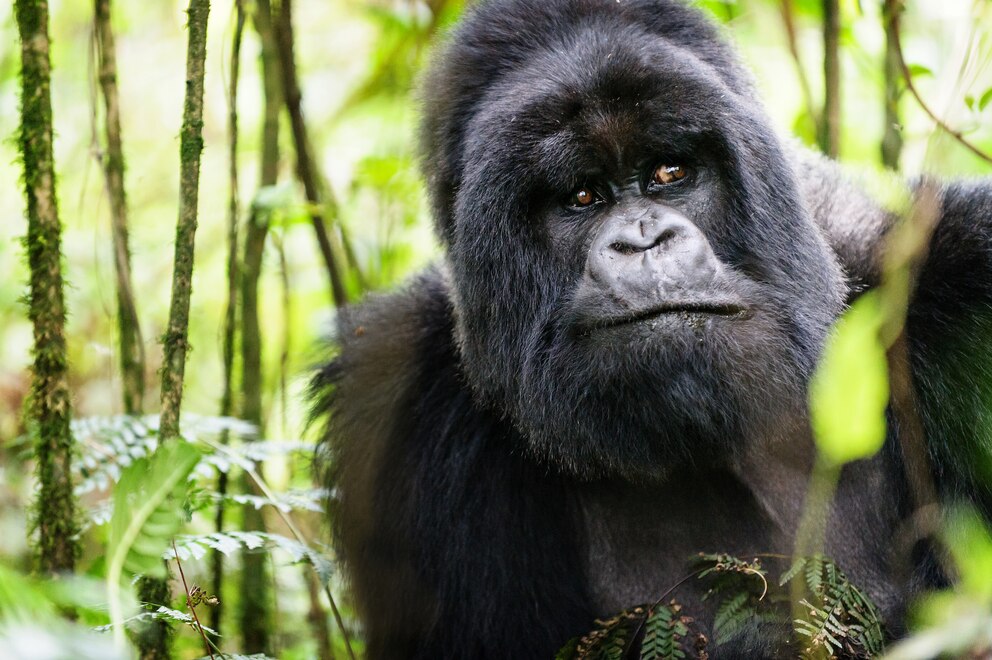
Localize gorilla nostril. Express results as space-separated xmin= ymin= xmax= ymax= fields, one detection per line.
xmin=653 ymin=228 xmax=677 ymax=248
xmin=610 ymin=241 xmax=640 ymax=255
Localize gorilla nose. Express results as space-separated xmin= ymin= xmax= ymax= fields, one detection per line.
xmin=608 ymin=216 xmax=688 ymax=256
xmin=586 ymin=210 xmax=722 ymax=299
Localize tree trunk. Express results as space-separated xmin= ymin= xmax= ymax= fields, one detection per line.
xmin=15 ymin=0 xmax=80 ymax=576
xmin=140 ymin=0 xmax=210 ymax=657
xmin=94 ymin=0 xmax=146 ymax=415
xmin=210 ymin=0 xmax=245 ymax=645
xmin=158 ymin=0 xmax=211 ymax=440
xmin=236 ymin=0 xmax=280 ymax=652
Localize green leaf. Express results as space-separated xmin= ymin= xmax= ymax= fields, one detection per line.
xmin=979 ymin=87 xmax=992 ymax=112
xmin=809 ymin=292 xmax=889 ymax=466
xmin=779 ymin=556 xmax=807 ymax=587
xmin=906 ymin=63 xmax=933 ymax=78
xmin=105 ymin=441 xmax=200 ymax=647
xmin=945 ymin=508 xmax=992 ymax=602
xmin=713 ymin=591 xmax=752 ymax=644
xmin=108 ymin=441 xmax=199 ymax=578
xmin=640 ymin=606 xmax=673 ymax=659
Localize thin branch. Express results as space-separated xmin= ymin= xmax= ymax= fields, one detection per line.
xmin=305 ymin=567 xmax=335 ymax=660
xmin=145 ymin=1 xmax=211 ymax=656
xmin=890 ymin=3 xmax=992 ymax=165
xmin=820 ymin=0 xmax=841 ymax=158
xmin=172 ymin=539 xmax=216 ymax=660
xmin=235 ymin=1 xmax=281 ymax=651
xmin=273 ymin=0 xmax=348 ymax=307
xmin=881 ymin=0 xmax=904 ymax=169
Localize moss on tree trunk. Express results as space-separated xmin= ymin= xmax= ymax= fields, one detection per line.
xmin=158 ymin=0 xmax=211 ymax=440
xmin=138 ymin=1 xmax=210 ymax=657
xmin=16 ymin=0 xmax=80 ymax=576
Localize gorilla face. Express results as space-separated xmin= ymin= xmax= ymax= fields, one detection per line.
xmin=432 ymin=5 xmax=846 ymax=479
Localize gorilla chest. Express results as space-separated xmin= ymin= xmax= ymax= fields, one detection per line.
xmin=576 ymin=462 xmax=912 ymax=626
xmin=578 ymin=472 xmax=784 ymax=615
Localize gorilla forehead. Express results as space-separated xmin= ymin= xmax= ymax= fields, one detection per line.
xmin=420 ymin=0 xmax=753 ymax=241
xmin=461 ymin=30 xmax=737 ymax=185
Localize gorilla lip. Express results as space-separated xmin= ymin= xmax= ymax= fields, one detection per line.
xmin=588 ymin=301 xmax=748 ymax=330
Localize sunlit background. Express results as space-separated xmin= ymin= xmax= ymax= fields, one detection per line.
xmin=0 ymin=0 xmax=990 ymax=655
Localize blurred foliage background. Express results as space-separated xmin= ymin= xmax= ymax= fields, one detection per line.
xmin=2 ymin=0 xmax=990 ymax=448
xmin=1 ymin=0 xmax=990 ymax=657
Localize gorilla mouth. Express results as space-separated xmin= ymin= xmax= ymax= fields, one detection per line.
xmin=589 ymin=301 xmax=748 ymax=330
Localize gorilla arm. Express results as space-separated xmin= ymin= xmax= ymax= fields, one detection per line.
xmin=907 ymin=181 xmax=992 ymax=513
xmin=312 ymin=269 xmax=594 ymax=659
xmin=795 ymin=151 xmax=992 ymax=514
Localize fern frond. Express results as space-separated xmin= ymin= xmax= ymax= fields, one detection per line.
xmin=168 ymin=531 xmax=334 ymax=585
xmin=712 ymin=591 xmax=755 ymax=645
xmin=207 ymin=488 xmax=329 ymax=513
xmin=73 ymin=414 xmax=256 ymax=495
xmin=780 ymin=556 xmax=807 ymax=587
xmin=804 ymin=554 xmax=825 ymax=594
xmin=96 ymin=606 xmax=219 ymax=638
xmin=791 ymin=557 xmax=885 ymax=658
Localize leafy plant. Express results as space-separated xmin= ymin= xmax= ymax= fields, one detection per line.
xmin=787 ymin=556 xmax=884 ymax=659
xmin=105 ymin=440 xmax=200 ymax=650
xmin=639 ymin=604 xmax=693 ymax=659
xmin=557 ymin=554 xmax=885 ymax=659
xmin=885 ymin=508 xmax=992 ymax=658
xmin=556 ymin=601 xmax=701 ymax=659
xmin=693 ymin=553 xmax=779 ymax=646
xmin=169 ymin=530 xmax=334 ymax=586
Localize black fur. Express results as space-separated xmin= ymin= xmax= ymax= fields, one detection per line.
xmin=312 ymin=1 xmax=992 ymax=657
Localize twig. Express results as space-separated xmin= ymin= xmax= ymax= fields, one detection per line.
xmin=273 ymin=0 xmax=348 ymax=307
xmin=172 ymin=539 xmax=216 ymax=660
xmin=881 ymin=0 xmax=904 ymax=169
xmin=821 ymin=0 xmax=841 ymax=157
xmin=891 ymin=4 xmax=992 ymax=165
xmin=628 ymin=568 xmax=709 ymax=645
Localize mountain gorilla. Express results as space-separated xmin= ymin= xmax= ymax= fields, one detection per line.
xmin=313 ymin=0 xmax=992 ymax=656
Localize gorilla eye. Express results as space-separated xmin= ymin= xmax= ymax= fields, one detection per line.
xmin=569 ymin=187 xmax=599 ymax=209
xmin=653 ymin=164 xmax=688 ymax=185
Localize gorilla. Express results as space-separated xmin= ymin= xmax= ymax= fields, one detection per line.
xmin=312 ymin=0 xmax=992 ymax=656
